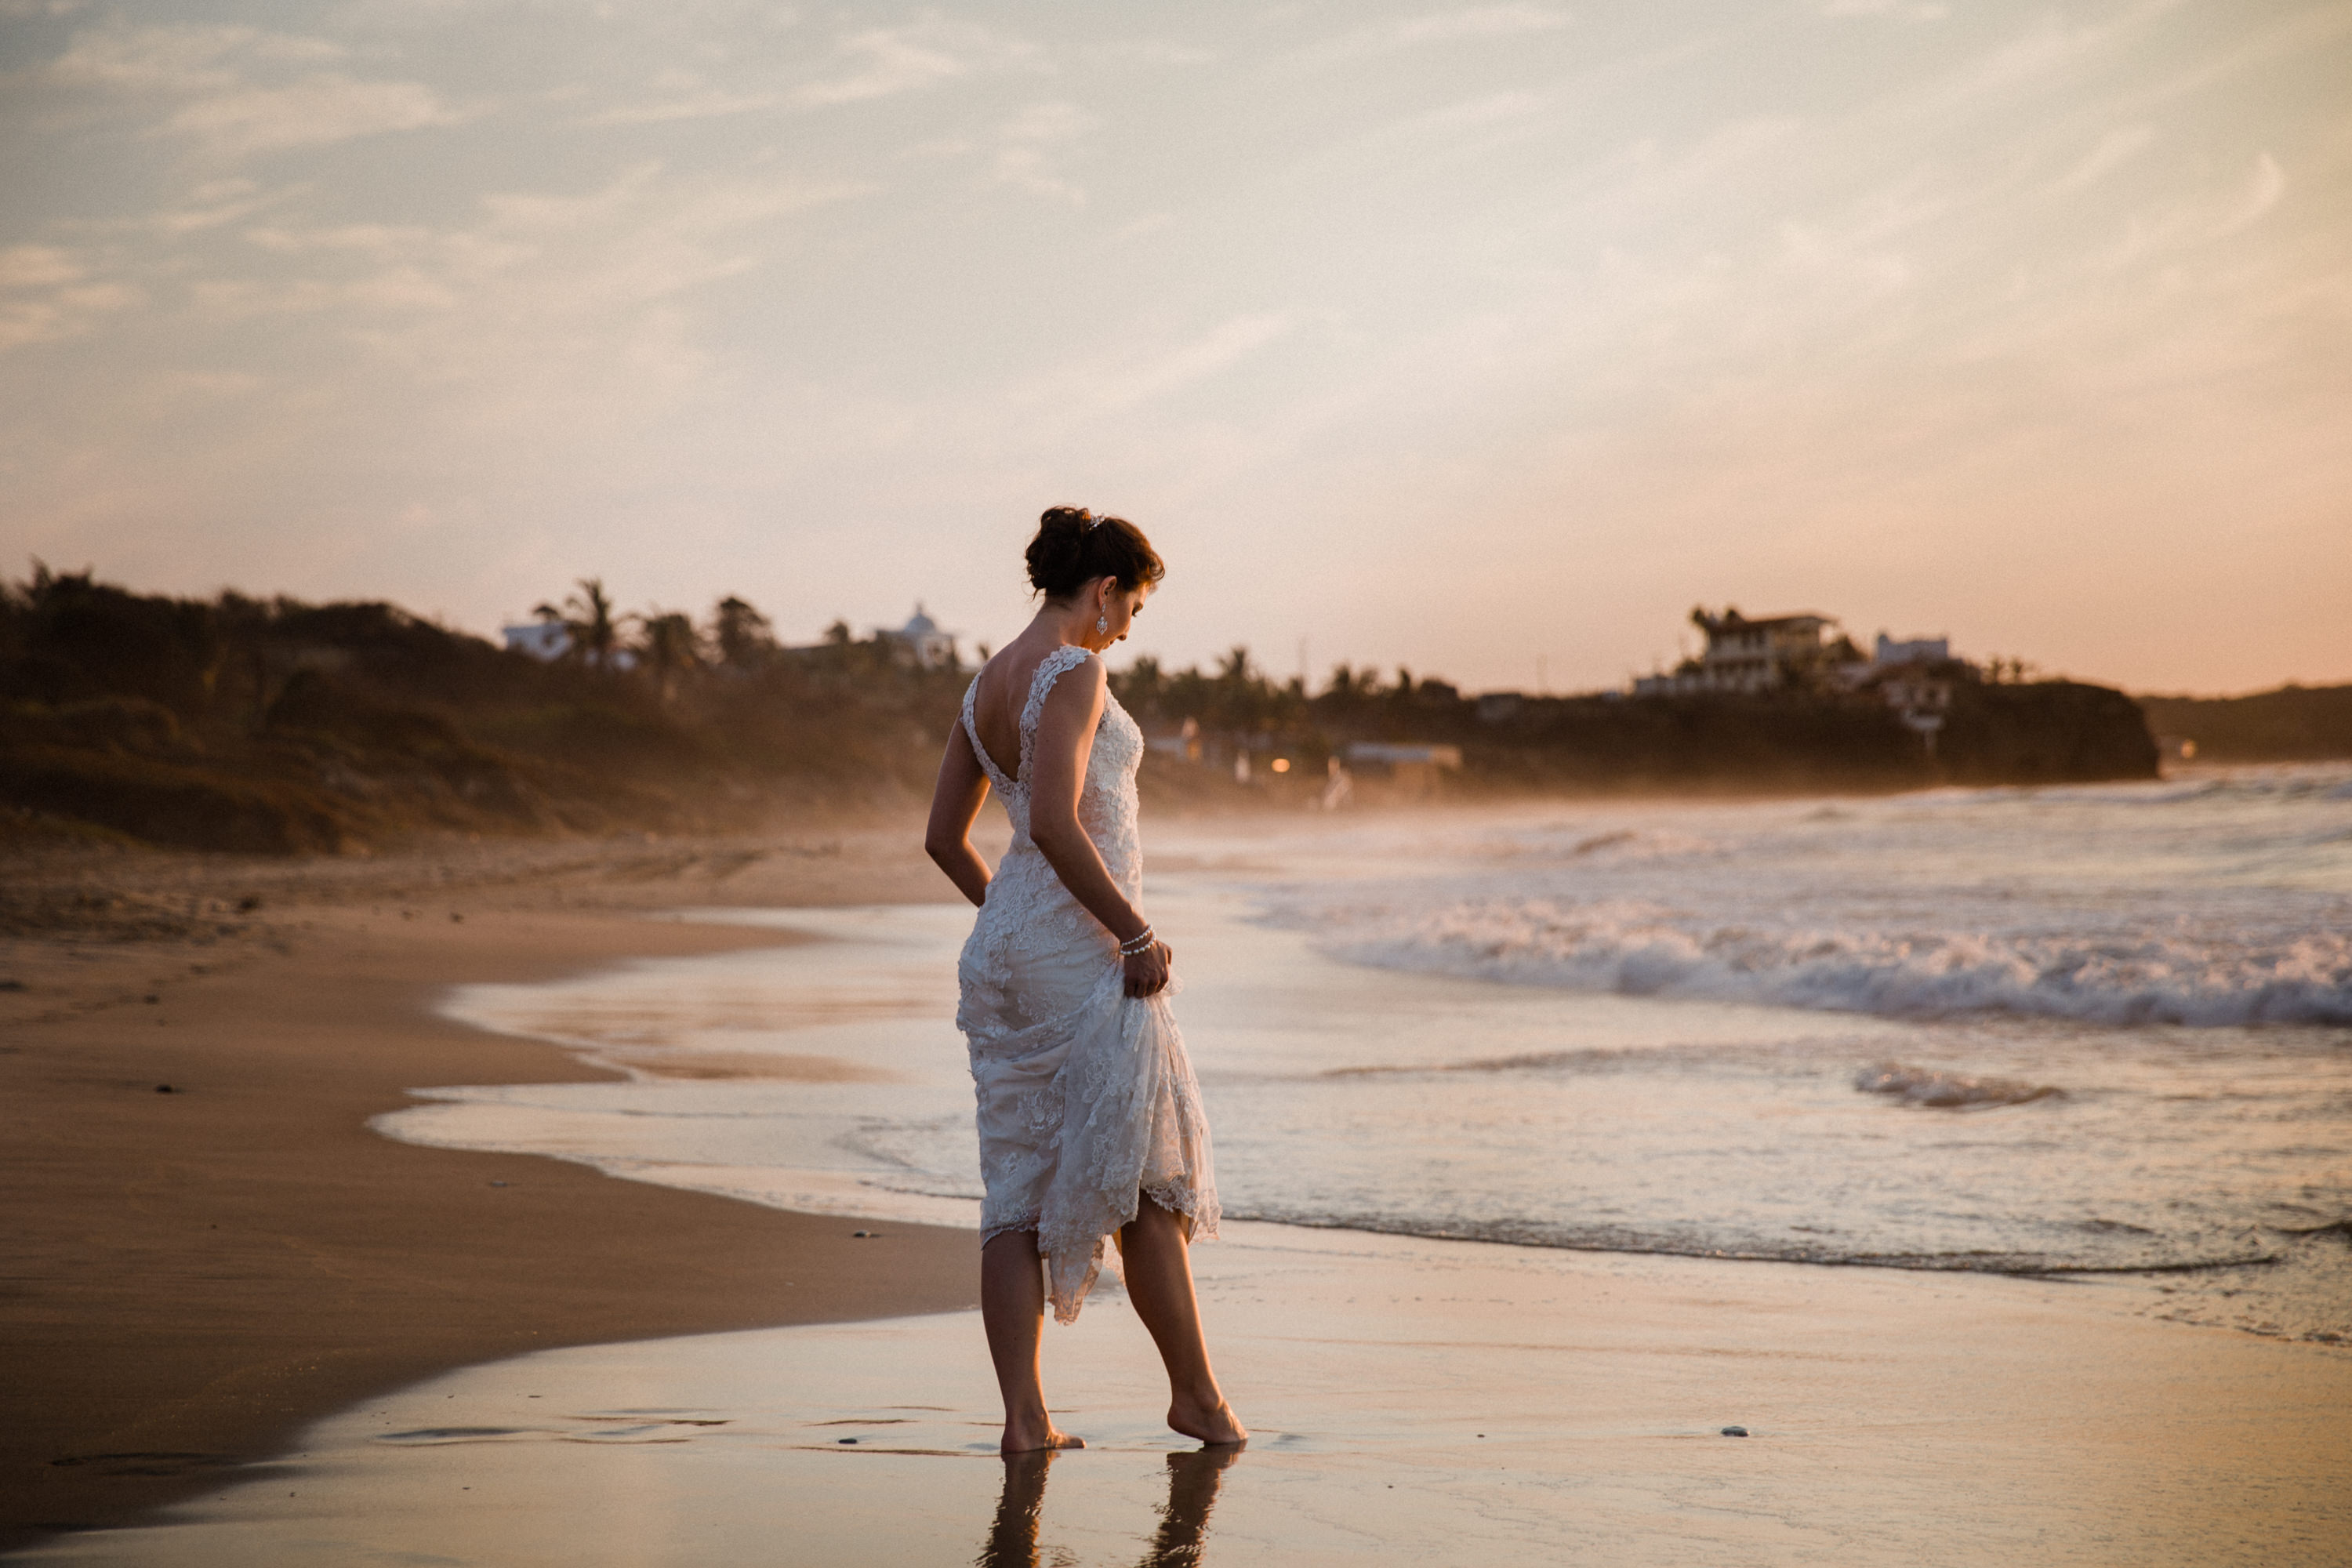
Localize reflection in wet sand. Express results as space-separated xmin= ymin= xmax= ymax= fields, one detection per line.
xmin=978 ymin=1446 xmax=1240 ymax=1568
xmin=1141 ymin=1448 xmax=1240 ymax=1567
xmin=977 ymin=1450 xmax=1051 ymax=1568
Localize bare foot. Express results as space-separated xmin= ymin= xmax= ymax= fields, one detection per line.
xmin=1000 ymin=1421 xmax=1086 ymax=1456
xmin=1167 ymin=1395 xmax=1247 ymax=1446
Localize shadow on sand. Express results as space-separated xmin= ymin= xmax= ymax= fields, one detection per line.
xmin=978 ymin=1446 xmax=1241 ymax=1567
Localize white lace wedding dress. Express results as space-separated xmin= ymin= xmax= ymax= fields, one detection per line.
xmin=956 ymin=644 xmax=1220 ymax=1323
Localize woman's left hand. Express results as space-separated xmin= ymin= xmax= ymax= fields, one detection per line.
xmin=1122 ymin=940 xmax=1172 ymax=998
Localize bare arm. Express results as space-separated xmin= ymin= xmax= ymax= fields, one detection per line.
xmin=1027 ymin=658 xmax=1171 ymax=996
xmin=924 ymin=720 xmax=993 ymax=908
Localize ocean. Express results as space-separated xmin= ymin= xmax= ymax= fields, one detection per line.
xmin=387 ymin=764 xmax=2352 ymax=1345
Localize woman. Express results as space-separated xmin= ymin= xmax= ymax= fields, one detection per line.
xmin=925 ymin=506 xmax=1246 ymax=1456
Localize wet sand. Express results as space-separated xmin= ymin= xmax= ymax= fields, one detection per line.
xmin=13 ymin=1225 xmax=2351 ymax=1565
xmin=0 ymin=830 xmax=985 ymax=1554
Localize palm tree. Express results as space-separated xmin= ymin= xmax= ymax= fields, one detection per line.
xmin=637 ymin=609 xmax=701 ymax=706
xmin=710 ymin=595 xmax=775 ymax=669
xmin=534 ymin=577 xmax=621 ymax=670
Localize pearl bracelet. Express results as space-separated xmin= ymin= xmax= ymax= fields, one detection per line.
xmin=1117 ymin=925 xmax=1156 ymax=956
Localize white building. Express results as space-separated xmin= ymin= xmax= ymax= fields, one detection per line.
xmin=1632 ymin=608 xmax=1849 ymax=696
xmin=880 ymin=604 xmax=957 ymax=668
xmin=503 ymin=621 xmax=571 ymax=661
xmin=1871 ymin=633 xmax=1950 ymax=669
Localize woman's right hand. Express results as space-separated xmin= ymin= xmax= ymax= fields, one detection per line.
xmin=1122 ymin=940 xmax=1172 ymax=998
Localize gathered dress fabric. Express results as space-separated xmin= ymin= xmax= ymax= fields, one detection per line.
xmin=956 ymin=644 xmax=1220 ymax=1324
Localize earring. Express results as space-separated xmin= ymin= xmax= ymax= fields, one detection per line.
xmin=1096 ymin=612 xmax=1109 ymax=636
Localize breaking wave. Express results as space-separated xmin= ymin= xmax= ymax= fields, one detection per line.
xmin=1305 ymin=898 xmax=2352 ymax=1027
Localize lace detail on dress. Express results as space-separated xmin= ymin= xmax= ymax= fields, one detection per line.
xmin=954 ymin=643 xmax=1217 ymax=1323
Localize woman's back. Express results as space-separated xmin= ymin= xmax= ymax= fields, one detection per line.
xmin=967 ymin=635 xmax=1070 ymax=786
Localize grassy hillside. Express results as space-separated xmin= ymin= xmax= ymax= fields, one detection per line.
xmin=0 ymin=570 xmax=967 ymax=853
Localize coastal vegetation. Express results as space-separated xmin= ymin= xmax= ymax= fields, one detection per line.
xmin=0 ymin=567 xmax=971 ymax=852
xmin=2 ymin=567 xmax=2173 ymax=855
xmin=2137 ymin=684 xmax=2352 ymax=763
xmin=1112 ymin=653 xmax=2156 ymax=797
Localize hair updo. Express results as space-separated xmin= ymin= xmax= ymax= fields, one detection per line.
xmin=1025 ymin=506 xmax=1166 ymax=600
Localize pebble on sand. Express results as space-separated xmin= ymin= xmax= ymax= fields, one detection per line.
xmin=1721 ymin=1426 xmax=1749 ymax=1437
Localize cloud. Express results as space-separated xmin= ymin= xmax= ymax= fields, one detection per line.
xmin=2210 ymin=151 xmax=2284 ymax=238
xmin=2084 ymin=151 xmax=2289 ymax=271
xmin=0 ymin=245 xmax=85 ymax=290
xmin=45 ymin=22 xmax=340 ymax=93
xmin=586 ymin=69 xmax=782 ymax=126
xmin=1391 ymin=5 xmax=1573 ymax=44
xmin=1102 ymin=314 xmax=1296 ymax=410
xmin=1810 ymin=0 xmax=1949 ymax=20
xmin=1913 ymin=2 xmax=2170 ymax=112
xmin=209 ymin=163 xmax=865 ymax=355
xmin=0 ymin=244 xmax=142 ymax=351
xmin=165 ymin=74 xmax=463 ymax=156
xmin=2046 ymin=125 xmax=2155 ymax=194
xmin=1083 ymin=38 xmax=1215 ymax=67
xmin=993 ymin=101 xmax=1091 ymax=203
xmin=40 ymin=21 xmax=466 ymax=158
xmin=789 ymin=16 xmax=1035 ymax=108
xmin=1292 ymin=5 xmax=1570 ymax=69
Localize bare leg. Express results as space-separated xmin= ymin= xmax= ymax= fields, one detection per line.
xmin=1119 ymin=1199 xmax=1247 ymax=1446
xmin=981 ymin=1230 xmax=1085 ymax=1454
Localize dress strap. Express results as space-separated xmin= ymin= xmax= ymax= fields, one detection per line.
xmin=960 ymin=674 xmax=1014 ymax=793
xmin=1017 ymin=645 xmax=1096 ymax=789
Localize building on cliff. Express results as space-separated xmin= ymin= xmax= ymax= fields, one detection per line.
xmin=1871 ymin=633 xmax=1949 ymax=669
xmin=502 ymin=620 xmax=571 ymax=661
xmin=878 ymin=604 xmax=957 ymax=668
xmin=1631 ymin=607 xmax=1863 ymax=696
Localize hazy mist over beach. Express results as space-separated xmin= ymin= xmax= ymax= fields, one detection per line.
xmin=3 ymin=0 xmax=2347 ymax=695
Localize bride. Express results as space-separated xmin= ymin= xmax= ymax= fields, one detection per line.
xmin=925 ymin=506 xmax=1247 ymax=1456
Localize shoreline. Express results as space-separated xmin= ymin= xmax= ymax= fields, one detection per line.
xmin=0 ymin=832 xmax=985 ymax=1555
xmin=5 ymin=810 xmax=2347 ymax=1559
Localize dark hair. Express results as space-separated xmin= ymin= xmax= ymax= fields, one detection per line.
xmin=1025 ymin=506 xmax=1166 ymax=600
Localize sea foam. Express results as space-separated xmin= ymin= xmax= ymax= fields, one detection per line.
xmin=1305 ymin=897 xmax=2352 ymax=1026
xmin=1275 ymin=768 xmax=2352 ymax=1028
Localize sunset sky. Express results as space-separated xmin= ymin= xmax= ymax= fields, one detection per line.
xmin=2 ymin=0 xmax=2345 ymax=695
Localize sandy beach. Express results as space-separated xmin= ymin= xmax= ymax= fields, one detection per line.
xmin=4 ymin=805 xmax=2348 ymax=1564
xmin=0 ymin=827 xmax=986 ymax=1553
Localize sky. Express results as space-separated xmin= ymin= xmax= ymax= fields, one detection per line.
xmin=2 ymin=0 xmax=2346 ymax=697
